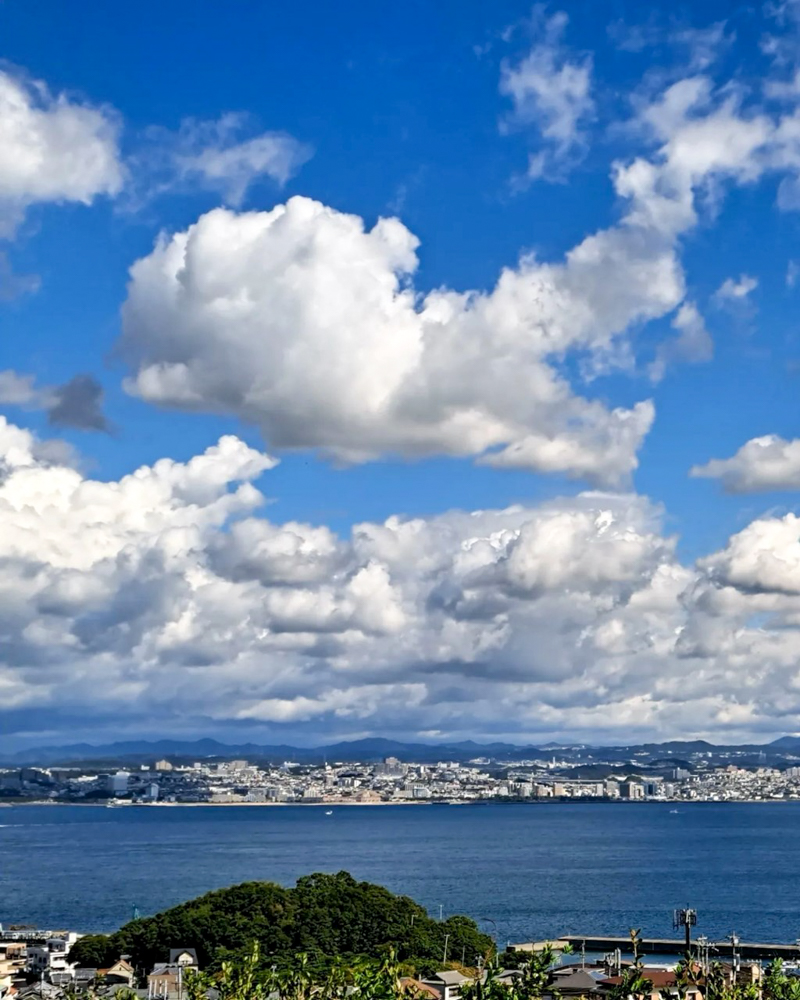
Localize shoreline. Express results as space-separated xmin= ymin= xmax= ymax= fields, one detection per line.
xmin=3 ymin=797 xmax=799 ymax=808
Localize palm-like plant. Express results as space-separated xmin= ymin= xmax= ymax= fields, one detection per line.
xmin=348 ymin=948 xmax=406 ymax=1000
xmin=274 ymin=952 xmax=316 ymax=1000
xmin=459 ymin=955 xmax=511 ymax=1000
xmin=606 ymin=968 xmax=653 ymax=1000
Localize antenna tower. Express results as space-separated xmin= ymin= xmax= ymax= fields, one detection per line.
xmin=673 ymin=908 xmax=698 ymax=955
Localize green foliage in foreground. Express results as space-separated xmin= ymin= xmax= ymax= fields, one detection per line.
xmin=59 ymin=928 xmax=800 ymax=1000
xmin=183 ymin=943 xmax=416 ymax=1000
xmin=50 ymin=946 xmax=563 ymax=1000
xmin=68 ymin=872 xmax=493 ymax=976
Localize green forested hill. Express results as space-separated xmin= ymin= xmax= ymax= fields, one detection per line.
xmin=68 ymin=872 xmax=493 ymax=975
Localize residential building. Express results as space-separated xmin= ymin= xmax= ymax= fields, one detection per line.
xmin=420 ymin=970 xmax=471 ymax=1000
xmin=599 ymin=969 xmax=702 ymax=1000
xmin=148 ymin=949 xmax=199 ymax=1000
xmin=97 ymin=959 xmax=135 ymax=986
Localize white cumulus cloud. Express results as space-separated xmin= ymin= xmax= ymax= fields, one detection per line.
xmin=691 ymin=434 xmax=800 ymax=492
xmin=3 ymin=418 xmax=800 ymax=744
xmin=0 ymin=418 xmax=684 ymax=743
xmin=119 ymin=195 xmax=675 ymax=486
xmin=0 ymin=69 xmax=123 ymax=236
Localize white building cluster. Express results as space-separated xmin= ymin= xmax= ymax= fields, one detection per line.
xmin=8 ymin=754 xmax=800 ymax=806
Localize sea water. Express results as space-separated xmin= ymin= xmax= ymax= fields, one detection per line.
xmin=2 ymin=801 xmax=798 ymax=947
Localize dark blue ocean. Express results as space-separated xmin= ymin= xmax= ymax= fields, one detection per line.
xmin=2 ymin=802 xmax=799 ymax=946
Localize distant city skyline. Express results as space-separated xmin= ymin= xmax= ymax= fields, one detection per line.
xmin=2 ymin=0 xmax=800 ymax=749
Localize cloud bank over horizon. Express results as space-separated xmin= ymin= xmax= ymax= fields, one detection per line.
xmin=2 ymin=414 xmax=800 ymax=750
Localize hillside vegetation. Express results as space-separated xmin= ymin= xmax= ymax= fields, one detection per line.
xmin=68 ymin=872 xmax=493 ymax=975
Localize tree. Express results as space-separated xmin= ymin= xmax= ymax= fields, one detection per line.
xmin=68 ymin=873 xmax=492 ymax=977
xmin=762 ymin=960 xmax=800 ymax=1000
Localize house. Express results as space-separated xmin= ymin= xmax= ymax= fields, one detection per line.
xmin=168 ymin=951 xmax=198 ymax=969
xmin=0 ymin=942 xmax=27 ymax=996
xmin=598 ymin=969 xmax=703 ymax=1000
xmin=148 ymin=950 xmax=200 ymax=1000
xmin=26 ymin=934 xmax=80 ymax=979
xmin=13 ymin=984 xmax=63 ymax=1000
xmin=419 ymin=970 xmax=472 ymax=1000
xmin=549 ymin=967 xmax=605 ymax=997
xmin=73 ymin=968 xmax=99 ymax=987
xmin=98 ymin=960 xmax=135 ymax=987
xmin=494 ymin=971 xmax=522 ymax=986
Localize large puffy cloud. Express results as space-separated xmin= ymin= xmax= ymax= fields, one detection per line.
xmin=4 ymin=416 xmax=800 ymax=746
xmin=675 ymin=513 xmax=800 ymax=731
xmin=0 ymin=418 xmax=676 ymax=740
xmin=0 ymin=69 xmax=123 ymax=235
xmin=691 ymin=435 xmax=800 ymax=492
xmin=699 ymin=514 xmax=800 ymax=597
xmin=119 ymin=195 xmax=674 ymax=486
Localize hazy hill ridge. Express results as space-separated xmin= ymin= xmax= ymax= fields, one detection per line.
xmin=3 ymin=735 xmax=797 ymax=767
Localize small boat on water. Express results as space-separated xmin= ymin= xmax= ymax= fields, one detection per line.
xmin=324 ymin=810 xmax=333 ymax=816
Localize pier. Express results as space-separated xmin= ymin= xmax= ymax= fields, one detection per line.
xmin=512 ymin=936 xmax=800 ymax=962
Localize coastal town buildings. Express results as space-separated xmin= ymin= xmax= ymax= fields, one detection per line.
xmin=0 ymin=924 xmax=779 ymax=1000
xmin=6 ymin=753 xmax=800 ymax=806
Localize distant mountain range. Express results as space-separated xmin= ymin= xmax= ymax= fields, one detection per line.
xmin=3 ymin=734 xmax=800 ymax=767
xmin=1 ymin=737 xmax=542 ymax=767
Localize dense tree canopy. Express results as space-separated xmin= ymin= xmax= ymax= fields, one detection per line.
xmin=68 ymin=872 xmax=493 ymax=976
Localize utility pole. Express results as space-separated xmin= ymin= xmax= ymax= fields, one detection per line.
xmin=443 ymin=933 xmax=450 ymax=966
xmin=730 ymin=933 xmax=740 ymax=977
xmin=696 ymin=936 xmax=710 ymax=976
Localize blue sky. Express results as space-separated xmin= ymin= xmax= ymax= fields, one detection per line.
xmin=2 ymin=0 xmax=800 ymax=749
